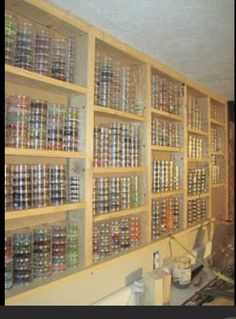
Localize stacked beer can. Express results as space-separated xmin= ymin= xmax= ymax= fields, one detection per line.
xmin=29 ymin=99 xmax=47 ymax=149
xmin=152 ymin=160 xmax=180 ymax=193
xmin=152 ymin=119 xmax=180 ymax=147
xmin=188 ymin=135 xmax=203 ymax=158
xmin=152 ymin=197 xmax=180 ymax=240
xmin=94 ymin=51 xmax=145 ymax=115
xmin=94 ymin=123 xmax=140 ymax=167
xmin=5 ymin=13 xmax=17 ymax=65
xmin=93 ymin=176 xmax=141 ymax=215
xmin=5 ymin=164 xmax=81 ymax=212
xmin=5 ymin=221 xmax=81 ymax=290
xmin=33 ymin=225 xmax=52 ymax=278
xmin=93 ymin=215 xmax=141 ymax=262
xmin=15 ymin=20 xmax=34 ymax=71
xmin=34 ymin=29 xmax=51 ymax=76
xmin=5 ymin=13 xmax=76 ymax=82
xmin=5 ymin=95 xmax=30 ymax=149
xmin=13 ymin=229 xmax=33 ymax=285
xmin=188 ymin=168 xmax=208 ymax=196
xmin=211 ymin=155 xmax=221 ymax=184
xmin=187 ymin=198 xmax=207 ymax=226
xmin=151 ymin=74 xmax=183 ymax=115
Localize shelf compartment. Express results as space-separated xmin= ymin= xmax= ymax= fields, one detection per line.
xmin=5 ymin=203 xmax=86 ymax=220
xmin=187 ymin=193 xmax=209 ymax=200
xmin=94 ymin=206 xmax=147 ymax=222
xmin=211 ymin=119 xmax=226 ymax=127
xmin=187 ymin=128 xmax=208 ymax=136
xmin=5 ymin=64 xmax=87 ymax=96
xmin=211 ymin=185 xmax=226 ymax=219
xmin=151 ymin=190 xmax=183 ymax=199
xmin=94 ymin=105 xmax=146 ymax=122
xmin=211 ymin=183 xmax=225 ymax=188
xmin=151 ymin=108 xmax=182 ymax=122
xmin=152 ymin=145 xmax=184 ymax=152
xmin=6 ymin=0 xmax=89 ymax=36
xmin=93 ymin=167 xmax=146 ymax=174
xmin=5 ymin=148 xmax=86 ymax=159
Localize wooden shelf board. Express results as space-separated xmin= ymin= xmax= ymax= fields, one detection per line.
xmin=211 ymin=119 xmax=226 ymax=127
xmin=5 ymin=64 xmax=86 ymax=96
xmin=151 ymin=108 xmax=183 ymax=121
xmin=152 ymin=145 xmax=184 ymax=152
xmin=5 ymin=203 xmax=86 ymax=220
xmin=187 ymin=128 xmax=208 ymax=136
xmin=211 ymin=183 xmax=225 ymax=188
xmin=187 ymin=158 xmax=209 ymax=162
xmin=210 ymin=151 xmax=225 ymax=156
xmin=94 ymin=105 xmax=146 ymax=122
xmin=187 ymin=193 xmax=209 ymax=200
xmin=151 ymin=190 xmax=183 ymax=199
xmin=94 ymin=206 xmax=147 ymax=222
xmin=93 ymin=167 xmax=146 ymax=174
xmin=5 ymin=148 xmax=86 ymax=159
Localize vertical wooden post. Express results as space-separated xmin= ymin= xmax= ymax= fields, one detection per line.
xmin=84 ymin=33 xmax=95 ymax=265
xmin=183 ymin=84 xmax=188 ymax=229
xmin=207 ymin=97 xmax=212 ymax=220
xmin=144 ymin=64 xmax=152 ymax=243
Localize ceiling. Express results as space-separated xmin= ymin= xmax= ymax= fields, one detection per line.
xmin=49 ymin=0 xmax=234 ymax=101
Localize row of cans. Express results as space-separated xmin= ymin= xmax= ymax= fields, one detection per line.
xmin=211 ymin=127 xmax=223 ymax=153
xmin=152 ymin=198 xmax=180 ymax=240
xmin=187 ymin=168 xmax=208 ymax=196
xmin=5 ymin=95 xmax=81 ymax=151
xmin=94 ymin=52 xmax=145 ymax=115
xmin=93 ymin=176 xmax=141 ymax=215
xmin=187 ymin=198 xmax=207 ymax=226
xmin=5 ymin=221 xmax=80 ymax=289
xmin=94 ymin=123 xmax=140 ymax=167
xmin=151 ymin=74 xmax=183 ymax=115
xmin=5 ymin=164 xmax=80 ymax=211
xmin=211 ymin=103 xmax=225 ymax=123
xmin=211 ymin=155 xmax=222 ymax=184
xmin=187 ymin=96 xmax=207 ymax=132
xmin=5 ymin=13 xmax=75 ymax=82
xmin=93 ymin=215 xmax=141 ymax=262
xmin=151 ymin=119 xmax=181 ymax=147
xmin=188 ymin=134 xmax=204 ymax=159
xmin=152 ymin=160 xmax=180 ymax=193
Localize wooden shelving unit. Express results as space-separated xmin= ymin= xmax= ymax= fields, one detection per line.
xmin=5 ymin=0 xmax=228 ymax=305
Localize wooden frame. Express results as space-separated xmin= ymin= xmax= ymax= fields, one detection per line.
xmin=5 ymin=0 xmax=228 ymax=305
